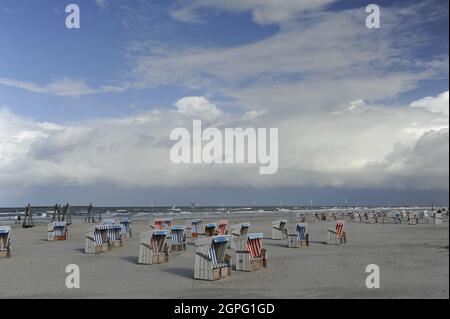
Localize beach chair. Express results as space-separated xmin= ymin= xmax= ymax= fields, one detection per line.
xmin=296 ymin=213 xmax=305 ymax=223
xmin=194 ymin=235 xmax=231 ymax=281
xmin=369 ymin=213 xmax=377 ymax=224
xmin=170 ymin=225 xmax=186 ymax=252
xmin=138 ymin=230 xmax=169 ymax=265
xmin=119 ymin=218 xmax=132 ymax=238
xmin=434 ymin=212 xmax=443 ymax=225
xmin=163 ymin=218 xmax=173 ymax=230
xmin=320 ymin=213 xmax=326 ymax=221
xmin=85 ymin=224 xmax=110 ymax=254
xmin=107 ymin=224 xmax=123 ymax=248
xmin=186 ymin=219 xmax=202 ymax=238
xmin=288 ymin=223 xmax=309 ymax=248
xmin=327 ymin=221 xmax=347 ymax=245
xmin=230 ymin=222 xmax=251 ymax=250
xmin=271 ymin=219 xmax=287 ymax=240
xmin=204 ymin=223 xmax=217 ymax=237
xmin=408 ymin=213 xmax=418 ymax=225
xmin=152 ymin=218 xmax=165 ymax=230
xmin=234 ymin=233 xmax=267 ymax=272
xmin=47 ymin=221 xmax=68 ymax=241
xmin=354 ymin=212 xmax=361 ymax=223
xmin=215 ymin=219 xmax=228 ymax=235
xmin=0 ymin=226 xmax=11 ymax=258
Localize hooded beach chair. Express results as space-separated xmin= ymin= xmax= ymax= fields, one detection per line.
xmin=288 ymin=223 xmax=309 ymax=248
xmin=230 ymin=222 xmax=251 ymax=250
xmin=354 ymin=212 xmax=361 ymax=223
xmin=170 ymin=225 xmax=186 ymax=251
xmin=120 ymin=218 xmax=132 ymax=238
xmin=47 ymin=221 xmax=68 ymax=241
xmin=204 ymin=223 xmax=217 ymax=237
xmin=0 ymin=226 xmax=11 ymax=258
xmin=408 ymin=213 xmax=418 ymax=225
xmin=369 ymin=213 xmax=377 ymax=224
xmin=186 ymin=219 xmax=202 ymax=238
xmin=215 ymin=219 xmax=228 ymax=235
xmin=194 ymin=235 xmax=231 ymax=281
xmin=271 ymin=219 xmax=287 ymax=240
xmin=327 ymin=221 xmax=347 ymax=245
xmin=434 ymin=212 xmax=443 ymax=225
xmin=234 ymin=233 xmax=267 ymax=272
xmin=107 ymin=224 xmax=123 ymax=248
xmin=85 ymin=224 xmax=110 ymax=254
xmin=138 ymin=229 xmax=169 ymax=265
xmin=152 ymin=218 xmax=165 ymax=230
xmin=163 ymin=218 xmax=173 ymax=230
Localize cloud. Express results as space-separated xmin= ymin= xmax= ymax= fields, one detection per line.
xmin=410 ymin=91 xmax=449 ymax=116
xmin=0 ymin=92 xmax=448 ymax=190
xmin=174 ymin=96 xmax=222 ymax=120
xmin=0 ymin=77 xmax=126 ymax=97
xmin=94 ymin=0 xmax=107 ymax=9
xmin=169 ymin=0 xmax=337 ymax=25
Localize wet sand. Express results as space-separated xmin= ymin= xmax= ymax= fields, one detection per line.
xmin=0 ymin=214 xmax=448 ymax=298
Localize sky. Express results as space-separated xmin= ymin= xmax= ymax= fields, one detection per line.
xmin=0 ymin=0 xmax=448 ymax=207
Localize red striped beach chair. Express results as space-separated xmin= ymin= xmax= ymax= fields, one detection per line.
xmin=138 ymin=229 xmax=169 ymax=264
xmin=234 ymin=233 xmax=267 ymax=272
xmin=288 ymin=223 xmax=309 ymax=248
xmin=327 ymin=221 xmax=347 ymax=245
xmin=271 ymin=219 xmax=287 ymax=240
xmin=47 ymin=221 xmax=68 ymax=241
xmin=194 ymin=235 xmax=231 ymax=280
xmin=85 ymin=224 xmax=110 ymax=254
xmin=0 ymin=226 xmax=11 ymax=258
xmin=215 ymin=219 xmax=228 ymax=235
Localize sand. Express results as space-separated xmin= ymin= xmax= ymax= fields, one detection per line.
xmin=0 ymin=214 xmax=448 ymax=298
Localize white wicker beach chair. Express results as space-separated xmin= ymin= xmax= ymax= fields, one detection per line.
xmin=48 ymin=221 xmax=68 ymax=241
xmin=234 ymin=233 xmax=267 ymax=272
xmin=138 ymin=229 xmax=169 ymax=265
xmin=194 ymin=235 xmax=231 ymax=281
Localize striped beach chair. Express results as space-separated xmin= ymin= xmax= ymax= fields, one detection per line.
xmin=119 ymin=218 xmax=132 ymax=238
xmin=0 ymin=226 xmax=11 ymax=258
xmin=85 ymin=224 xmax=110 ymax=254
xmin=234 ymin=233 xmax=267 ymax=272
xmin=271 ymin=219 xmax=287 ymax=240
xmin=152 ymin=218 xmax=165 ymax=230
xmin=107 ymin=224 xmax=123 ymax=248
xmin=138 ymin=230 xmax=169 ymax=265
xmin=47 ymin=221 xmax=68 ymax=241
xmin=194 ymin=235 xmax=231 ymax=281
xmin=186 ymin=219 xmax=202 ymax=238
xmin=408 ymin=213 xmax=418 ymax=225
xmin=230 ymin=222 xmax=251 ymax=250
xmin=215 ymin=219 xmax=228 ymax=235
xmin=163 ymin=218 xmax=173 ymax=230
xmin=288 ymin=223 xmax=309 ymax=248
xmin=327 ymin=221 xmax=347 ymax=245
xmin=170 ymin=225 xmax=186 ymax=252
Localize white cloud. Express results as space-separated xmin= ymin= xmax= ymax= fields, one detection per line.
xmin=0 ymin=91 xmax=448 ymax=190
xmin=169 ymin=0 xmax=337 ymax=25
xmin=0 ymin=77 xmax=126 ymax=97
xmin=94 ymin=0 xmax=107 ymax=9
xmin=410 ymin=91 xmax=449 ymax=116
xmin=174 ymin=96 xmax=222 ymax=120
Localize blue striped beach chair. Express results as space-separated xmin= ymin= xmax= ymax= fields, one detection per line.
xmin=0 ymin=226 xmax=11 ymax=258
xmin=194 ymin=235 xmax=231 ymax=281
xmin=120 ymin=218 xmax=132 ymax=238
xmin=107 ymin=224 xmax=123 ymax=248
xmin=271 ymin=219 xmax=287 ymax=240
xmin=170 ymin=225 xmax=186 ymax=252
xmin=186 ymin=219 xmax=202 ymax=238
xmin=138 ymin=229 xmax=169 ymax=264
xmin=288 ymin=223 xmax=309 ymax=248
xmin=85 ymin=224 xmax=110 ymax=254
xmin=163 ymin=218 xmax=173 ymax=230
xmin=234 ymin=232 xmax=267 ymax=272
xmin=47 ymin=221 xmax=68 ymax=241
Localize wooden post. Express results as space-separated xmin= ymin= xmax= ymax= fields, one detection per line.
xmin=62 ymin=203 xmax=72 ymax=225
xmin=85 ymin=203 xmax=95 ymax=223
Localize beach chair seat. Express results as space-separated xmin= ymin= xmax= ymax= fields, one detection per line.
xmin=48 ymin=221 xmax=68 ymax=241
xmin=235 ymin=233 xmax=267 ymax=272
xmin=288 ymin=223 xmax=309 ymax=248
xmin=138 ymin=230 xmax=169 ymax=264
xmin=170 ymin=225 xmax=186 ymax=252
xmin=85 ymin=224 xmax=110 ymax=254
xmin=0 ymin=226 xmax=11 ymax=258
xmin=194 ymin=235 xmax=231 ymax=280
xmin=271 ymin=219 xmax=287 ymax=240
xmin=327 ymin=221 xmax=347 ymax=245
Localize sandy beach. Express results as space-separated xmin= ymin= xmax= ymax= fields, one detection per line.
xmin=0 ymin=214 xmax=448 ymax=299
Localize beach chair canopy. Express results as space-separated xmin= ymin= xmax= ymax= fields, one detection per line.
xmin=272 ymin=219 xmax=287 ymax=230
